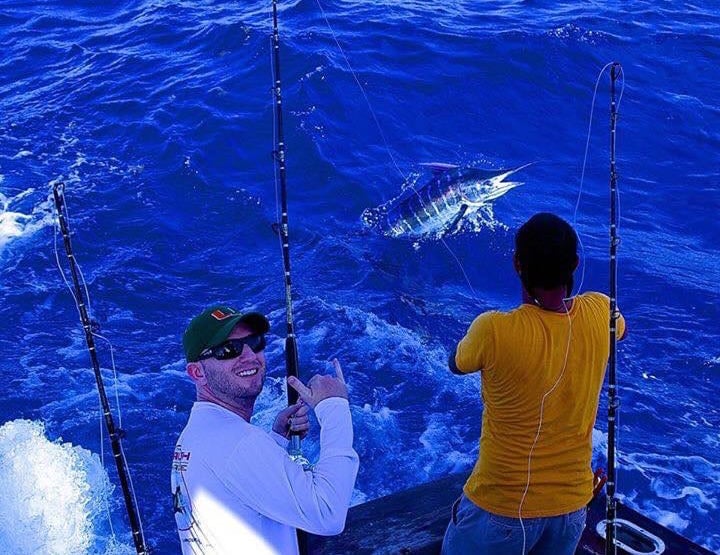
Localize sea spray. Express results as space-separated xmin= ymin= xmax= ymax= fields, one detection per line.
xmin=0 ymin=188 xmax=55 ymax=251
xmin=0 ymin=419 xmax=132 ymax=555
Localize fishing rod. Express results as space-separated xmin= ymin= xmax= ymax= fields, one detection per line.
xmin=605 ymin=61 xmax=622 ymax=555
xmin=271 ymin=0 xmax=306 ymax=466
xmin=270 ymin=2 xmax=310 ymax=553
xmin=52 ymin=182 xmax=149 ymax=555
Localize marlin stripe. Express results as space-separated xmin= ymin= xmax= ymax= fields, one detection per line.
xmin=361 ymin=164 xmax=529 ymax=240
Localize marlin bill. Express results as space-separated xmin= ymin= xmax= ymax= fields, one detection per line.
xmin=361 ymin=163 xmax=530 ymax=240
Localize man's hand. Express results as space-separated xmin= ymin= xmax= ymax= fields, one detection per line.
xmin=287 ymin=358 xmax=348 ymax=409
xmin=273 ymin=401 xmax=310 ymax=439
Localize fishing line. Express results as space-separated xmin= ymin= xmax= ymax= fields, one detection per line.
xmin=93 ymin=333 xmax=124 ymax=429
xmin=269 ymin=36 xmax=284 ymax=267
xmin=518 ymin=303 xmax=573 ymax=552
xmin=314 ymin=0 xmax=407 ymax=183
xmin=52 ymin=187 xmax=97 ymax=320
xmin=572 ymin=62 xmax=625 ymax=296
xmin=52 ymin=189 xmax=124 ymax=426
xmin=312 ymin=0 xmax=483 ymax=304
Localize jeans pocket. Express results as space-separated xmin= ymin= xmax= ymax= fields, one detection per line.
xmin=451 ymin=496 xmax=462 ymax=525
xmin=487 ymin=512 xmax=525 ymax=543
xmin=569 ymin=506 xmax=587 ymax=537
xmin=488 ymin=513 xmax=523 ymax=529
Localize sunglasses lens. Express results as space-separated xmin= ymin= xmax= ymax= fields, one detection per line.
xmin=202 ymin=335 xmax=266 ymax=361
xmin=217 ymin=343 xmax=240 ymax=360
xmin=247 ymin=334 xmax=266 ymax=353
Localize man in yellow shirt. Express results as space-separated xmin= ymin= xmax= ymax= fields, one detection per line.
xmin=442 ymin=213 xmax=626 ymax=555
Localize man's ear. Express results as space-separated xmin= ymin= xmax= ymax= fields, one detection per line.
xmin=187 ymin=362 xmax=208 ymax=385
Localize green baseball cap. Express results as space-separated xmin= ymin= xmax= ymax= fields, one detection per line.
xmin=183 ymin=305 xmax=270 ymax=362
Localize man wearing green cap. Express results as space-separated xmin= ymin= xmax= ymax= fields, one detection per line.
xmin=172 ymin=305 xmax=359 ymax=555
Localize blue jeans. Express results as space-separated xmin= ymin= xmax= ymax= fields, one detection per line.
xmin=441 ymin=494 xmax=587 ymax=555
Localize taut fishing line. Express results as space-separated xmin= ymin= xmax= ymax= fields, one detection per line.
xmin=313 ymin=0 xmax=481 ymax=303
xmin=313 ymin=0 xmax=407 ymax=183
xmin=572 ymin=62 xmax=626 ymax=296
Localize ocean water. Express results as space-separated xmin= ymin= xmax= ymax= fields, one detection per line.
xmin=1 ymin=0 xmax=719 ymax=553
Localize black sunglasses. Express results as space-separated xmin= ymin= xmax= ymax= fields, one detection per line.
xmin=198 ymin=334 xmax=266 ymax=361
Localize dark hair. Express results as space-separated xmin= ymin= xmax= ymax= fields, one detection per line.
xmin=515 ymin=213 xmax=578 ymax=295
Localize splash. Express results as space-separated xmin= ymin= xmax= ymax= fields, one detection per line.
xmin=0 ymin=187 xmax=55 ymax=251
xmin=0 ymin=419 xmax=133 ymax=555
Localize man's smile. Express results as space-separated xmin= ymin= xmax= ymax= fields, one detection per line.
xmin=235 ymin=367 xmax=260 ymax=378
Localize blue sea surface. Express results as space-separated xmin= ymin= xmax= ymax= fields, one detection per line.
xmin=1 ymin=0 xmax=719 ymax=553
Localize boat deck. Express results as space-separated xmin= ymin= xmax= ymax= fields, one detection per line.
xmin=308 ymin=473 xmax=713 ymax=554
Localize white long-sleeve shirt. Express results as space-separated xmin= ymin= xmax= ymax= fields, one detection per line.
xmin=171 ymin=397 xmax=359 ymax=554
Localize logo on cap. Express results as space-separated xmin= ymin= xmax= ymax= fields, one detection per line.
xmin=211 ymin=308 xmax=236 ymax=321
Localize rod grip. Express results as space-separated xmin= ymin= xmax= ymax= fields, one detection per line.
xmin=285 ymin=335 xmax=300 ymax=406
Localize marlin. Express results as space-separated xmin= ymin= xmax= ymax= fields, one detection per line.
xmin=361 ymin=163 xmax=530 ymax=240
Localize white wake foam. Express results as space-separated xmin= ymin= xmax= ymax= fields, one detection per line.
xmin=0 ymin=419 xmax=132 ymax=555
xmin=0 ymin=187 xmax=55 ymax=251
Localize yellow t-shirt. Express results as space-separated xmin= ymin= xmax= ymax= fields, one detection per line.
xmin=455 ymin=292 xmax=625 ymax=517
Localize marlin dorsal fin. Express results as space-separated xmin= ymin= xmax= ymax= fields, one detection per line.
xmin=419 ymin=162 xmax=459 ymax=175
